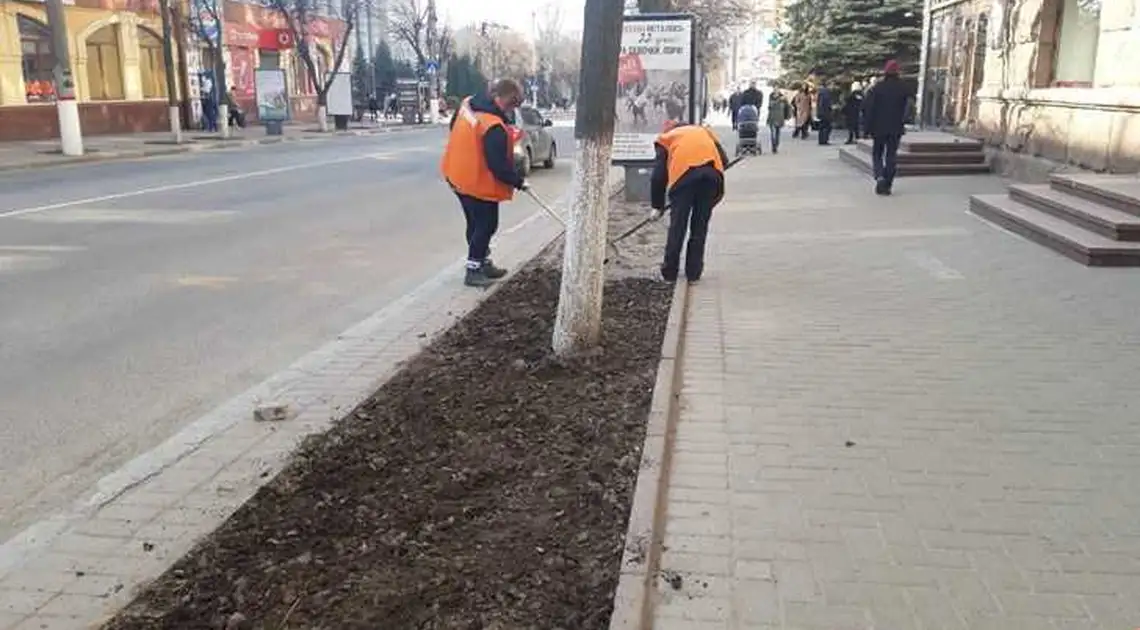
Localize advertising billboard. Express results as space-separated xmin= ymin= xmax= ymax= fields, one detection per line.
xmin=612 ymin=13 xmax=697 ymax=165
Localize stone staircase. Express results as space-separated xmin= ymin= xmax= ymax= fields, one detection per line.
xmin=970 ymin=173 xmax=1140 ymax=266
xmin=838 ymin=131 xmax=990 ymax=177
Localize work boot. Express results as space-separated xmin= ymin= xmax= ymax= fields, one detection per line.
xmin=874 ymin=177 xmax=888 ymax=195
xmin=660 ymin=265 xmax=678 ymax=283
xmin=482 ymin=259 xmax=508 ymax=279
xmin=464 ymin=266 xmax=496 ymax=287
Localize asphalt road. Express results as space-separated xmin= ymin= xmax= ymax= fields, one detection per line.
xmin=0 ymin=127 xmax=578 ymax=539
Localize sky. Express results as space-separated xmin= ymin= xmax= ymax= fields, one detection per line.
xmin=434 ymin=0 xmax=586 ymax=37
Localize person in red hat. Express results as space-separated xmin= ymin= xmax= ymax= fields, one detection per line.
xmin=861 ymin=59 xmax=911 ymax=195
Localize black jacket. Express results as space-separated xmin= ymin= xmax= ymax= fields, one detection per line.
xmin=862 ymin=77 xmax=910 ymax=138
xmin=740 ymin=88 xmax=763 ymax=109
xmin=448 ymin=94 xmax=525 ymax=192
xmin=650 ymin=125 xmax=730 ymax=211
xmin=842 ymin=91 xmax=863 ymax=123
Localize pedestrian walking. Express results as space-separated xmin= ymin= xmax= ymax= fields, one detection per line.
xmin=440 ymin=79 xmax=528 ymax=287
xmin=842 ymin=83 xmax=864 ymax=144
xmin=792 ymin=85 xmax=812 ymax=139
xmin=224 ymin=87 xmax=245 ymax=129
xmin=651 ymin=121 xmax=729 ymax=283
xmin=816 ymin=84 xmax=833 ymax=145
xmin=740 ymin=81 xmax=763 ymax=109
xmin=767 ymin=90 xmax=791 ymax=154
xmin=862 ymin=60 xmax=910 ymax=196
xmin=729 ymin=88 xmax=742 ymax=131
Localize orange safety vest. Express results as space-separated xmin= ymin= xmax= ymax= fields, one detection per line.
xmin=655 ymin=125 xmax=724 ymax=191
xmin=440 ymin=96 xmax=515 ymax=202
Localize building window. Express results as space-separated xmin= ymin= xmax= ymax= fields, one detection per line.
xmin=138 ymin=27 xmax=167 ymax=98
xmin=18 ymin=15 xmax=55 ymax=102
xmin=1052 ymin=0 xmax=1101 ymax=86
xmin=86 ymin=25 xmax=125 ymax=100
xmin=291 ymin=50 xmax=310 ymax=94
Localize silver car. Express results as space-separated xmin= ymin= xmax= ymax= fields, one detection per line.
xmin=511 ymin=105 xmax=557 ymax=178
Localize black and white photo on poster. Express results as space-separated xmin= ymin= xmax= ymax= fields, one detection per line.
xmin=613 ymin=15 xmax=695 ymax=163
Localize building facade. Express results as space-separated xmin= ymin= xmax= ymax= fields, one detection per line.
xmin=0 ymin=0 xmax=172 ymax=141
xmin=0 ymin=0 xmax=348 ymax=141
xmin=966 ymin=0 xmax=1139 ymax=172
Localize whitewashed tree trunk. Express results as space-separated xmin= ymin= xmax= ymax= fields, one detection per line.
xmin=218 ymin=104 xmax=231 ymax=139
xmin=317 ymin=104 xmax=330 ymax=132
xmin=550 ymin=0 xmax=623 ymax=357
xmin=552 ymin=138 xmax=612 ymax=355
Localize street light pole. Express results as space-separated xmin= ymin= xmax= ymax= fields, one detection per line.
xmin=45 ymin=0 xmax=83 ymax=156
xmin=159 ymin=0 xmax=183 ymax=143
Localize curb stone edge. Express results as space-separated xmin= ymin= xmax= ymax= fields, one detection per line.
xmin=607 ymin=278 xmax=690 ymax=630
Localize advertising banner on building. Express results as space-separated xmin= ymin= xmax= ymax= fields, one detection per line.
xmin=255 ymin=69 xmax=289 ymax=121
xmin=612 ymin=13 xmax=696 ymax=165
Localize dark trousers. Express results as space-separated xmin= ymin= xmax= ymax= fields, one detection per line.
xmin=769 ymin=124 xmax=781 ymax=152
xmin=663 ymin=177 xmax=720 ymax=281
xmin=457 ymin=193 xmax=500 ymax=265
xmin=871 ymin=134 xmax=902 ymax=186
xmin=794 ymin=121 xmax=810 ymax=138
xmin=817 ymin=117 xmax=832 ymax=144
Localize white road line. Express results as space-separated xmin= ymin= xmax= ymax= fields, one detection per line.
xmin=905 ymin=250 xmax=965 ymax=280
xmin=0 ymin=152 xmax=396 ymax=220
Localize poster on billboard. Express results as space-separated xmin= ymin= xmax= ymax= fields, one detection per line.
xmin=613 ymin=14 xmax=696 ymax=165
xmin=327 ymin=72 xmax=353 ymax=116
xmin=255 ymin=69 xmax=289 ymax=122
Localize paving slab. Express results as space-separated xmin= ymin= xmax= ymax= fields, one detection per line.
xmin=652 ymin=139 xmax=1140 ymax=629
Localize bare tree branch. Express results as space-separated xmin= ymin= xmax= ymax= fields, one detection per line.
xmin=271 ymin=0 xmax=362 ymax=107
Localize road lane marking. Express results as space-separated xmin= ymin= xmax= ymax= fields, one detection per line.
xmin=18 ymin=209 xmax=236 ymax=224
xmin=0 ymin=245 xmax=84 ymax=252
xmin=905 ymin=250 xmax=964 ymax=280
xmin=176 ymin=275 xmax=241 ymax=289
xmin=0 ymin=254 xmax=59 ymax=273
xmin=0 ymin=151 xmax=400 ymax=220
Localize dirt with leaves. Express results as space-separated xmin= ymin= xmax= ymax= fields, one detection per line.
xmin=101 ymin=200 xmax=673 ymax=630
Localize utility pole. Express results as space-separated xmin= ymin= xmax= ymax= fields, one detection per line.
xmin=214 ymin=0 xmax=230 ymax=139
xmin=158 ymin=0 xmax=183 ymax=142
xmin=45 ymin=0 xmax=83 ymax=156
xmin=171 ymin=2 xmax=193 ymax=130
xmin=551 ymin=0 xmax=623 ymax=356
xmin=426 ymin=0 xmax=439 ymax=124
xmin=366 ymin=0 xmax=376 ymax=98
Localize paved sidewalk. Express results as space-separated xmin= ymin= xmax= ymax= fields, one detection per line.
xmin=653 ymin=138 xmax=1140 ymax=629
xmin=0 ymin=119 xmax=425 ymax=172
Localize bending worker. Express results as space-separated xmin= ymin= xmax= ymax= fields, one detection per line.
xmin=440 ymin=79 xmax=528 ymax=287
xmin=651 ymin=120 xmax=729 ymax=283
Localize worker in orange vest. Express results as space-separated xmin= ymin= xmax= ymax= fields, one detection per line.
xmin=440 ymin=79 xmax=528 ymax=287
xmin=651 ymin=120 xmax=729 ymax=283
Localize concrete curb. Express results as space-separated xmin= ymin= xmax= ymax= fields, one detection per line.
xmin=0 ymin=124 xmax=440 ymax=175
xmin=608 ymin=278 xmax=690 ymax=630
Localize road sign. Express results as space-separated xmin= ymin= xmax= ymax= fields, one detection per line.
xmin=425 ymin=60 xmax=439 ymax=75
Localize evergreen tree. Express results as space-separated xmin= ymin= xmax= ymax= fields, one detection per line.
xmin=373 ymin=41 xmax=398 ymax=98
xmin=444 ymin=54 xmax=488 ymax=100
xmin=350 ymin=45 xmax=369 ymax=101
xmin=779 ymin=0 xmax=921 ymax=84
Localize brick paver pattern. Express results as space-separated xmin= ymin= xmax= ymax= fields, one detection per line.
xmin=652 ymin=140 xmax=1140 ymax=630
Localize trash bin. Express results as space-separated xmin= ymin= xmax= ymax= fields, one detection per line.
xmin=334 ymin=115 xmax=349 ymax=131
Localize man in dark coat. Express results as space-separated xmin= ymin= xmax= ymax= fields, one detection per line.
xmin=862 ymin=60 xmax=911 ymax=195
xmin=842 ymin=84 xmax=864 ymax=144
xmin=740 ymin=81 xmax=763 ymax=109
xmin=728 ymin=89 xmax=742 ymax=130
xmin=815 ymin=84 xmax=833 ymax=145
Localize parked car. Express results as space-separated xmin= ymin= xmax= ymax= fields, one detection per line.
xmin=510 ymin=105 xmax=557 ymax=179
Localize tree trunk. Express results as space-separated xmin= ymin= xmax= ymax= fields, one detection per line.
xmin=551 ymin=0 xmax=623 ymax=356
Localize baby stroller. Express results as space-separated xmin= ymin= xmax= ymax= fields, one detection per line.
xmin=735 ymin=104 xmax=761 ymax=156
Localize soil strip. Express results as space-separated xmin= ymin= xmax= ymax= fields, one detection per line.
xmin=104 ymin=202 xmax=673 ymax=629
